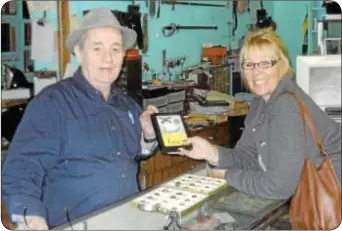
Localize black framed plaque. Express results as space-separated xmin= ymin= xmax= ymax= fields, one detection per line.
xmin=151 ymin=113 xmax=190 ymax=153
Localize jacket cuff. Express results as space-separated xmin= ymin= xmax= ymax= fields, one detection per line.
xmin=140 ymin=136 xmax=158 ymax=156
xmin=6 ymin=197 xmax=46 ymax=224
xmin=216 ymin=146 xmax=235 ymax=169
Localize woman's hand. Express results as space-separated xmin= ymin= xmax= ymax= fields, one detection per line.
xmin=178 ymin=136 xmax=219 ymax=164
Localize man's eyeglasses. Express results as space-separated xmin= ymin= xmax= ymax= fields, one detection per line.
xmin=241 ymin=60 xmax=279 ymax=70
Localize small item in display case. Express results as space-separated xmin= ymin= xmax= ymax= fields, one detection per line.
xmin=162 ymin=174 xmax=227 ymax=196
xmin=217 ymin=191 xmax=276 ymax=217
xmin=131 ymin=186 xmax=207 ymax=217
xmin=182 ymin=215 xmax=221 ymax=230
xmin=151 ymin=113 xmax=192 ymax=153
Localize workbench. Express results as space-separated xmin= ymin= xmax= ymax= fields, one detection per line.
xmin=53 ymin=166 xmax=288 ymax=230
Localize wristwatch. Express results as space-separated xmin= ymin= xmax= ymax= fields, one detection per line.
xmin=144 ymin=136 xmax=156 ymax=143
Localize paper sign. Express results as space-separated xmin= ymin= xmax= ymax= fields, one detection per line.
xmin=26 ymin=1 xmax=56 ymax=13
xmin=69 ymin=15 xmax=80 ymax=32
xmin=31 ymin=20 xmax=55 ymax=62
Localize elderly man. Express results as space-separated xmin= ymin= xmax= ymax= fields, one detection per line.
xmin=2 ymin=8 xmax=158 ymax=229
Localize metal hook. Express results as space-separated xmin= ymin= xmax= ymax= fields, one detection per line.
xmin=162 ymin=23 xmax=178 ymax=37
xmin=37 ymin=11 xmax=47 ymax=26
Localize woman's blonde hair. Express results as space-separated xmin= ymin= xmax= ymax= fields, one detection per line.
xmin=239 ymin=28 xmax=293 ymax=78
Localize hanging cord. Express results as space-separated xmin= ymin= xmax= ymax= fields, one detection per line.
xmin=23 ymin=207 xmax=29 ymax=228
xmin=232 ymin=0 xmax=238 ymax=37
xmin=64 ymin=208 xmax=74 ymax=230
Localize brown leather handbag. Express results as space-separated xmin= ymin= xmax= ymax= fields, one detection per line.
xmin=287 ymin=93 xmax=341 ymax=230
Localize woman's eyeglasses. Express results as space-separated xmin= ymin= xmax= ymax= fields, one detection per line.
xmin=241 ymin=60 xmax=279 ymax=70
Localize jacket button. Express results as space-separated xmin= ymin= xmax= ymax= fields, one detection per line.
xmin=260 ymin=141 xmax=266 ymax=147
xmin=112 ymin=126 xmax=115 ymax=131
xmin=252 ymin=128 xmax=256 ymax=131
xmin=117 ymin=152 xmax=120 ymax=155
xmin=122 ymin=174 xmax=126 ymax=178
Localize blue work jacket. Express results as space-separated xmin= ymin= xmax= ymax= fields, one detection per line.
xmin=2 ymin=68 xmax=144 ymax=227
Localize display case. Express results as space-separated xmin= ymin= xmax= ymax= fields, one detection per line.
xmin=53 ymin=166 xmax=288 ymax=230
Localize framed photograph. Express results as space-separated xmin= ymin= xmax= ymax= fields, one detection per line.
xmin=151 ymin=113 xmax=190 ymax=153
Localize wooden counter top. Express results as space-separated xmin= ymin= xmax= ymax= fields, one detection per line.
xmin=1 ymin=202 xmax=14 ymax=229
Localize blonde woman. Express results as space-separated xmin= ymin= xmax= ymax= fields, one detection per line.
xmin=177 ymin=29 xmax=341 ymax=199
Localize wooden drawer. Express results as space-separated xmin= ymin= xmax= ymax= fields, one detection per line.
xmin=190 ymin=126 xmax=216 ymax=143
xmin=140 ymin=157 xmax=154 ymax=174
xmin=153 ymin=152 xmax=171 ymax=172
xmin=215 ymin=122 xmax=229 ymax=146
xmin=170 ymin=154 xmax=186 ymax=164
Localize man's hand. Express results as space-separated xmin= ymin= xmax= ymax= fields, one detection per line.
xmin=14 ymin=216 xmax=48 ymax=230
xmin=140 ymin=105 xmax=159 ymax=140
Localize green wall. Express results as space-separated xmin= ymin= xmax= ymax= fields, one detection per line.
xmin=30 ymin=1 xmax=321 ymax=79
xmin=272 ymin=1 xmax=310 ymax=69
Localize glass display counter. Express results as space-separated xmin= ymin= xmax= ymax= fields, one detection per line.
xmin=54 ymin=165 xmax=289 ymax=230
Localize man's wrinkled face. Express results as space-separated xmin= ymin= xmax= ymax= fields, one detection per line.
xmin=75 ymin=27 xmax=125 ymax=87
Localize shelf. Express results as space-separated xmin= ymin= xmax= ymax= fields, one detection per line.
xmin=312 ymin=7 xmax=325 ymax=11
xmin=325 ymin=37 xmax=342 ymax=41
xmin=1 ymin=52 xmax=20 ymax=62
xmin=1 ymin=15 xmax=17 ymax=21
xmin=2 ymin=1 xmax=33 ymax=83
xmin=324 ymin=14 xmax=342 ymax=21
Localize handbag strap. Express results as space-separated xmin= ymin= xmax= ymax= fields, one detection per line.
xmin=286 ymin=92 xmax=327 ymax=158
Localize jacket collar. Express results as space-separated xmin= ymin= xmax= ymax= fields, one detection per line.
xmin=72 ymin=66 xmax=123 ymax=101
xmin=266 ymin=72 xmax=296 ymax=107
xmin=247 ymin=72 xmax=296 ymax=126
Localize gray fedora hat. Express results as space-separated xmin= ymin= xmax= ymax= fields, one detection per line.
xmin=66 ymin=8 xmax=137 ymax=53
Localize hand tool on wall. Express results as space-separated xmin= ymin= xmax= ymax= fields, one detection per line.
xmin=161 ymin=0 xmax=226 ymax=8
xmin=126 ymin=6 xmax=144 ymax=50
xmin=232 ymin=0 xmax=238 ymax=38
xmin=226 ymin=0 xmax=230 ymax=8
xmin=156 ymin=0 xmax=161 ymax=18
xmin=142 ymin=13 xmax=149 ymax=53
xmin=162 ymin=49 xmax=167 ymax=76
xmin=162 ymin=23 xmax=218 ymax=37
xmin=255 ymin=0 xmax=274 ymax=30
xmin=227 ymin=20 xmax=233 ymax=51
xmin=150 ymin=0 xmax=156 ymax=17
